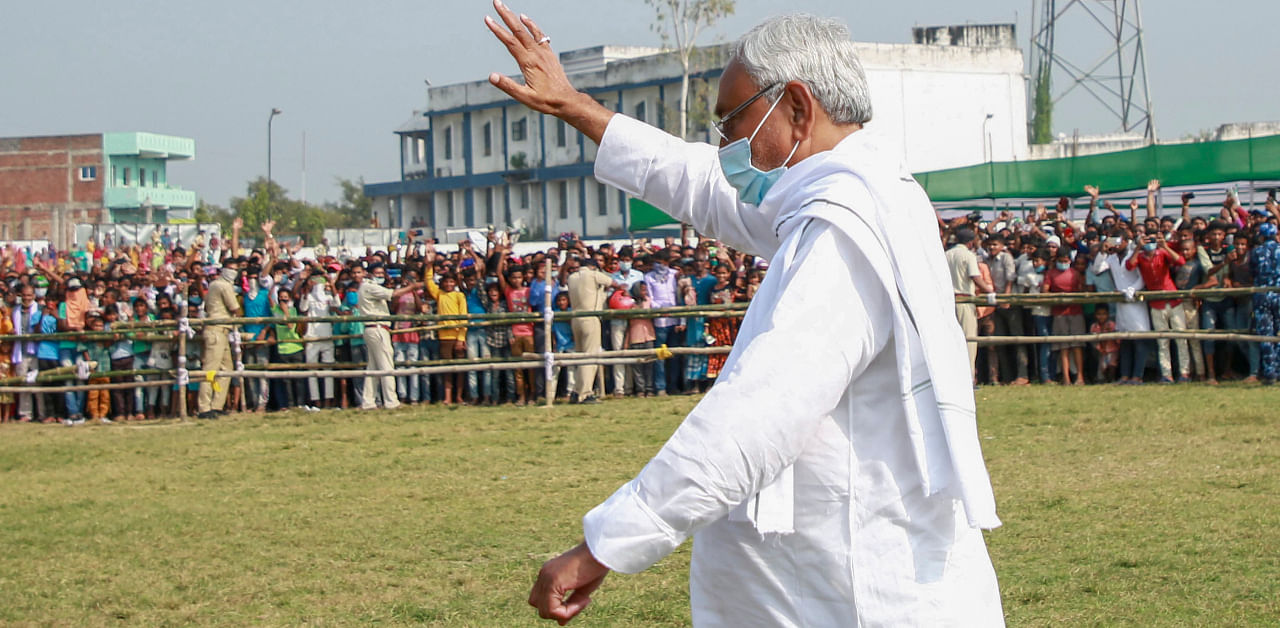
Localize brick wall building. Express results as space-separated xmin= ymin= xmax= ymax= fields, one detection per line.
xmin=0 ymin=134 xmax=108 ymax=246
xmin=0 ymin=132 xmax=197 ymax=248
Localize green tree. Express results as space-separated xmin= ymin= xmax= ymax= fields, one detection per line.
xmin=324 ymin=177 xmax=373 ymax=228
xmin=645 ymin=0 xmax=735 ymax=139
xmin=230 ymin=176 xmax=370 ymax=245
xmin=194 ymin=200 xmax=233 ymax=229
xmin=1030 ymin=70 xmax=1053 ymax=145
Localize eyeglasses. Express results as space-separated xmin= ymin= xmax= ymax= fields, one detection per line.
xmin=713 ymin=82 xmax=782 ymax=140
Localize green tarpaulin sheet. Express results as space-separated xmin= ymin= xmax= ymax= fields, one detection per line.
xmin=918 ymin=134 xmax=1280 ymax=202
xmin=629 ymin=197 xmax=680 ymax=231
xmin=626 ymin=134 xmax=1280 ymax=226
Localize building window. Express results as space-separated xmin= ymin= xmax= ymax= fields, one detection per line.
xmin=556 ymin=119 xmax=566 ymax=147
xmin=519 ymin=184 xmax=530 ymax=208
xmin=416 ymin=138 xmax=426 ymax=164
xmin=139 ymin=167 xmax=146 ymax=187
xmin=558 ymin=181 xmax=568 ymax=219
xmin=484 ymin=188 xmax=494 ymax=224
xmin=634 ymin=101 xmax=646 ymax=123
xmin=123 ymin=167 xmax=131 ymax=186
xmin=482 ymin=122 xmax=492 ymax=156
xmin=512 ymin=117 xmax=527 ymax=141
xmin=78 ymin=166 xmax=97 ymax=181
xmin=597 ymin=181 xmax=608 ymax=216
xmin=445 ymin=193 xmax=455 ymax=226
xmin=152 ymin=170 xmax=158 ymax=187
xmin=111 ymin=165 xmax=116 ymax=184
xmin=444 ymin=127 xmax=453 ymax=160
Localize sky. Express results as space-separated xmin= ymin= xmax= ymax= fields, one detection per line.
xmin=2 ymin=0 xmax=1277 ymax=208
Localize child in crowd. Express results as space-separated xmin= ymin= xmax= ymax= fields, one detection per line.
xmin=1090 ymin=306 xmax=1119 ymax=383
xmin=104 ymin=308 xmax=134 ymax=421
xmin=150 ymin=307 xmax=176 ymax=418
xmin=706 ymin=265 xmax=737 ymax=379
xmin=271 ymin=290 xmax=308 ymax=409
xmin=425 ymin=265 xmax=468 ymax=405
xmin=626 ymin=282 xmax=656 ymax=397
xmin=497 ymin=251 xmax=536 ymax=405
xmin=484 ymin=283 xmax=514 ymax=404
xmin=417 ymin=296 xmax=438 ymax=405
xmin=81 ymin=315 xmax=112 ymax=424
xmin=1045 ymin=251 xmax=1086 ymax=385
xmin=183 ymin=299 xmax=203 ymax=414
xmin=131 ymin=298 xmax=155 ymax=420
xmin=550 ymin=291 xmax=576 ymax=401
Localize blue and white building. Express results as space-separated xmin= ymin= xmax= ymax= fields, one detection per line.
xmin=366 ymin=26 xmax=1029 ymax=240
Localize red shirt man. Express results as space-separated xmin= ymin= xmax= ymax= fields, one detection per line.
xmin=1126 ymin=237 xmax=1184 ymax=309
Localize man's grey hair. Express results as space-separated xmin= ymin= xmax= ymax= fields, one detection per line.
xmin=730 ymin=14 xmax=873 ymax=125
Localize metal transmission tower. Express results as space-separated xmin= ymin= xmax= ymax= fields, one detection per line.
xmin=1028 ymin=0 xmax=1156 ymax=143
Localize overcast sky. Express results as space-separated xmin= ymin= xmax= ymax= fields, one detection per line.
xmin=3 ymin=0 xmax=1276 ymax=208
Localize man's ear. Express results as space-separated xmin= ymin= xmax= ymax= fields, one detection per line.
xmin=784 ymin=81 xmax=817 ymax=139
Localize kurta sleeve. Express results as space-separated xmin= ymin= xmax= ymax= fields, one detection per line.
xmin=582 ymin=221 xmax=893 ymax=574
xmin=593 ymin=115 xmax=777 ymax=257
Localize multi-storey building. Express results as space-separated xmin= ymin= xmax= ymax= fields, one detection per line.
xmin=365 ymin=25 xmax=1028 ymax=240
xmin=0 ymin=132 xmax=197 ymax=247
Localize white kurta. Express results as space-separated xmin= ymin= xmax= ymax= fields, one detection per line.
xmin=1092 ymin=249 xmax=1151 ymax=332
xmin=583 ymin=115 xmax=1003 ymax=626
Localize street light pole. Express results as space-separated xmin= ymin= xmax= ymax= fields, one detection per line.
xmin=268 ymin=107 xmax=282 ymax=220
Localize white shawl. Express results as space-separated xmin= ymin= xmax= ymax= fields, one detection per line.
xmin=735 ymin=130 xmax=1001 ymax=531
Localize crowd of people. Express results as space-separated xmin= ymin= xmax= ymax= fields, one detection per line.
xmin=0 ymin=217 xmax=765 ymax=424
xmin=945 ymin=183 xmax=1280 ymax=387
xmin=0 ymin=182 xmax=1276 ymax=426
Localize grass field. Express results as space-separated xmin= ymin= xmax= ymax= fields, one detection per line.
xmin=1 ymin=385 xmax=1277 ymax=626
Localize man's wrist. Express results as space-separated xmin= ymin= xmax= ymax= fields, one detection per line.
xmin=559 ymin=92 xmax=615 ymax=145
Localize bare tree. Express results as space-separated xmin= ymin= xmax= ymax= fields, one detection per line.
xmin=645 ymin=0 xmax=735 ymax=139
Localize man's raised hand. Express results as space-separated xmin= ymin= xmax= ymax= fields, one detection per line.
xmin=484 ymin=0 xmax=612 ymax=143
xmin=484 ymin=1 xmax=581 ymax=116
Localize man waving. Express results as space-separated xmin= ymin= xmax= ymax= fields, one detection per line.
xmin=486 ymin=3 xmax=1004 ymax=625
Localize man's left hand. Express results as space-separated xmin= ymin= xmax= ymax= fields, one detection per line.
xmin=529 ymin=542 xmax=609 ymax=625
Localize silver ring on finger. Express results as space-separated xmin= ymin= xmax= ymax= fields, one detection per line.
xmin=537 ymin=36 xmax=551 ymax=45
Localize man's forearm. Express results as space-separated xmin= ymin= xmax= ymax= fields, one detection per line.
xmin=557 ymin=91 xmax=614 ymax=146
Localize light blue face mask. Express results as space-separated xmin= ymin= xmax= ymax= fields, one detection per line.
xmin=717 ymin=91 xmax=800 ymax=206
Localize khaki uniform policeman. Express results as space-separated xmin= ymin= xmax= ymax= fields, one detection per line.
xmin=198 ymin=257 xmax=243 ymax=418
xmin=567 ymin=259 xmax=619 ymax=402
xmin=355 ymin=264 xmax=421 ymax=409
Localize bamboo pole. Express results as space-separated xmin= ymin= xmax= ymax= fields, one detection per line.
xmin=0 ymin=366 xmax=172 ymax=385
xmin=177 ymin=331 xmax=188 ymax=419
xmin=955 ymin=285 xmax=1280 ymax=306
xmin=0 ymin=380 xmax=174 ymax=394
xmin=543 ymin=258 xmax=554 ymax=409
xmin=111 ymin=303 xmax=752 ymax=330
xmin=969 ymin=331 xmax=1280 ymax=345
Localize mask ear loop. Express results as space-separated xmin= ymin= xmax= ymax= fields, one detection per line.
xmin=746 ymin=87 xmax=786 ymax=145
xmin=780 ymin=139 xmax=801 ymax=168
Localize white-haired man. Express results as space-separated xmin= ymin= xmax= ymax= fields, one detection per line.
xmin=486 ymin=3 xmax=1004 ymax=625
